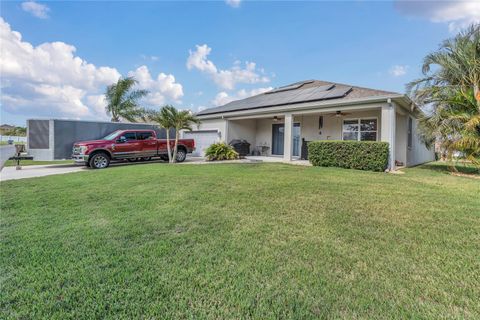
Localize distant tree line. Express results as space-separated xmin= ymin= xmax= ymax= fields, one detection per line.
xmin=0 ymin=126 xmax=27 ymax=137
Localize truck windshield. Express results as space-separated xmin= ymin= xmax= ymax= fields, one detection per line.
xmin=102 ymin=130 xmax=121 ymax=140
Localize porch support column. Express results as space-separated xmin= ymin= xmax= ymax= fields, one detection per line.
xmin=222 ymin=118 xmax=229 ymax=143
xmin=283 ymin=113 xmax=293 ymax=161
xmin=381 ymin=103 xmax=396 ymax=171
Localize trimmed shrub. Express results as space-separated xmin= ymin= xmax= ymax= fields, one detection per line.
xmin=205 ymin=142 xmax=239 ymax=161
xmin=308 ymin=140 xmax=389 ymax=172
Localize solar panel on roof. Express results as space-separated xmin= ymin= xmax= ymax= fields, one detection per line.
xmin=289 ymin=88 xmax=328 ymax=104
xmin=196 ymin=84 xmax=354 ymax=115
xmin=313 ymin=84 xmax=335 ymax=92
xmin=267 ymin=83 xmax=302 ymax=94
xmin=322 ymin=87 xmax=352 ymax=99
xmin=266 ymin=80 xmax=319 ymax=94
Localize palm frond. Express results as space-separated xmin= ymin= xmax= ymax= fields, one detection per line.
xmin=407 ymin=23 xmax=480 ymax=161
xmin=104 ymin=76 xmax=150 ymax=122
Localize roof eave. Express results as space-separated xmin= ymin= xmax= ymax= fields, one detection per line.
xmin=197 ymin=94 xmax=406 ymax=119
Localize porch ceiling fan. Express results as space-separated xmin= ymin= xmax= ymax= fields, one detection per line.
xmin=325 ymin=110 xmax=351 ymax=117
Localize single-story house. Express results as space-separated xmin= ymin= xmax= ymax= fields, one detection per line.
xmin=189 ymin=80 xmax=434 ymax=170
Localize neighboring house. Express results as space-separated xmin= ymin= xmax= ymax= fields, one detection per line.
xmin=191 ymin=80 xmax=434 ymax=169
xmin=0 ymin=124 xmax=15 ymax=131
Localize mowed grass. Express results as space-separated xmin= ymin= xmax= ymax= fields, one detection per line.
xmin=1 ymin=162 xmax=479 ymax=319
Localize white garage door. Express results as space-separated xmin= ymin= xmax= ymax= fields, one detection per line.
xmin=183 ymin=130 xmax=220 ymax=157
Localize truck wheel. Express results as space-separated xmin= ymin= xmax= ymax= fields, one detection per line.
xmin=141 ymin=157 xmax=152 ymax=161
xmin=85 ymin=161 xmax=91 ymax=167
xmin=176 ymin=149 xmax=187 ymax=162
xmin=89 ymin=152 xmax=110 ymax=169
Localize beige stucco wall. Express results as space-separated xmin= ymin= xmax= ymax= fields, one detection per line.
xmin=228 ymin=119 xmax=256 ymax=144
xmin=195 ymin=118 xmax=228 ymax=141
xmin=301 ymin=109 xmax=382 ymax=141
xmin=407 ymin=117 xmax=435 ymax=166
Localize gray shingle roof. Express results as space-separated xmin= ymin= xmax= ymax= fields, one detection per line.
xmin=197 ymin=80 xmax=401 ymax=116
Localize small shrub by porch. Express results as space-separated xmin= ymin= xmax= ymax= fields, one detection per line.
xmin=308 ymin=140 xmax=389 ymax=172
xmin=205 ymin=142 xmax=239 ymax=161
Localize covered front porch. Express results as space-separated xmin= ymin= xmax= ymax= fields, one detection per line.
xmin=224 ymin=103 xmax=407 ymax=170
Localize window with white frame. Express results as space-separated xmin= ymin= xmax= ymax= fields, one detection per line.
xmin=342 ymin=118 xmax=377 ymax=141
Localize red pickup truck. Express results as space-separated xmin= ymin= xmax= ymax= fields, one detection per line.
xmin=72 ymin=129 xmax=195 ymax=169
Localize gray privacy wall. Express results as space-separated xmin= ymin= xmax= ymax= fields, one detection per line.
xmin=28 ymin=119 xmax=175 ymax=160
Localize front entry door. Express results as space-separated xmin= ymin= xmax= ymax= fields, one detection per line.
xmin=292 ymin=124 xmax=300 ymax=157
xmin=271 ymin=123 xmax=300 ymax=156
xmin=272 ymin=123 xmax=284 ymax=155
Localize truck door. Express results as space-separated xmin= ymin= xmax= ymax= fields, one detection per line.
xmin=113 ymin=132 xmax=141 ymax=158
xmin=137 ymin=131 xmax=157 ymax=157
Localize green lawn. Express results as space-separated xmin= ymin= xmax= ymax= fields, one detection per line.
xmin=1 ymin=162 xmax=479 ymax=319
xmin=0 ymin=141 xmax=25 ymax=145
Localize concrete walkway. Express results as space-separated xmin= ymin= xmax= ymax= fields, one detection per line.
xmin=245 ymin=156 xmax=311 ymax=166
xmin=180 ymin=156 xmax=311 ymax=166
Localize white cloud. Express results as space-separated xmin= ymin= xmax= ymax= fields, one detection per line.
xmin=128 ymin=65 xmax=183 ymax=106
xmin=226 ymin=0 xmax=241 ymax=8
xmin=395 ymin=0 xmax=480 ymax=32
xmin=186 ymin=44 xmax=217 ymax=74
xmin=85 ymin=95 xmax=107 ymax=116
xmin=187 ymin=44 xmax=270 ymax=90
xmin=21 ymin=1 xmax=50 ymax=19
xmin=0 ymin=18 xmax=183 ymax=120
xmin=389 ymin=65 xmax=408 ymax=77
xmin=212 ymin=87 xmax=273 ymax=106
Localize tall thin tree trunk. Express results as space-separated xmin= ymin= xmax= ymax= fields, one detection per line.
xmin=166 ymin=128 xmax=172 ymax=163
xmin=172 ymin=128 xmax=179 ymax=163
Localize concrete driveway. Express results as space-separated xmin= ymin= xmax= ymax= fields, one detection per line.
xmin=0 ymin=164 xmax=87 ymax=181
xmin=0 ymin=157 xmax=205 ymax=181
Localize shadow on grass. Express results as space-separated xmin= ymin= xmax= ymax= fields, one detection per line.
xmin=417 ymin=161 xmax=479 ymax=175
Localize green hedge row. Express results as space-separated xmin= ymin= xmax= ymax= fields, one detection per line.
xmin=308 ymin=140 xmax=389 ymax=172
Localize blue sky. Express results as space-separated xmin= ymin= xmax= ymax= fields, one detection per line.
xmin=1 ymin=0 xmax=479 ymax=126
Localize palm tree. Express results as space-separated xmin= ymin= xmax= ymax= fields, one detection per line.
xmin=148 ymin=105 xmax=200 ymax=163
xmin=407 ymin=24 xmax=480 ymax=167
xmin=147 ymin=107 xmax=175 ymax=162
xmin=170 ymin=107 xmax=201 ymax=163
xmin=105 ymin=77 xmax=149 ymax=122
